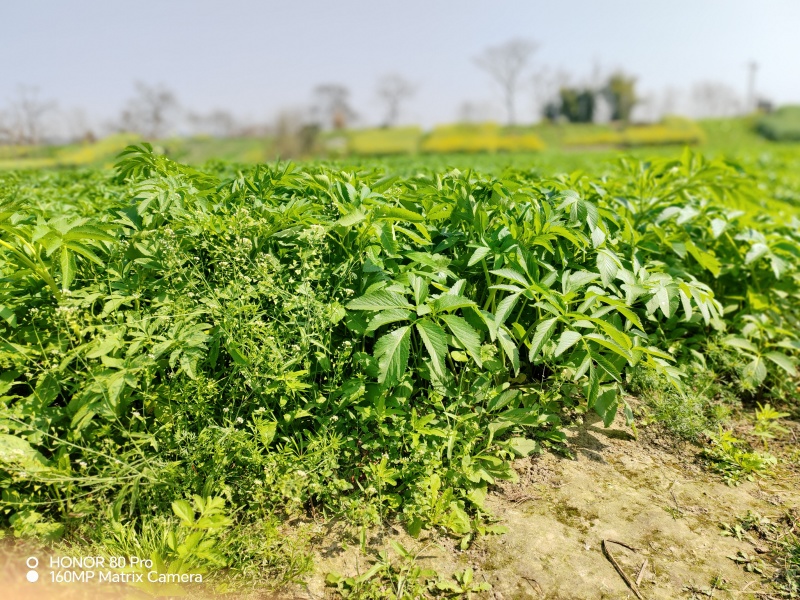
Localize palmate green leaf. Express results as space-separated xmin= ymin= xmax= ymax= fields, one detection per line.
xmin=373 ymin=326 xmax=411 ymax=387
xmin=529 ymin=317 xmax=558 ymax=361
xmin=416 ymin=320 xmax=448 ymax=378
xmin=441 ymin=315 xmax=482 ymax=367
xmin=347 ymin=290 xmax=413 ymax=311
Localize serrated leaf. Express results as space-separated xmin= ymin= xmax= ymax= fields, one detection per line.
xmin=742 ymin=356 xmax=767 ymax=387
xmin=723 ymin=336 xmax=759 ymax=354
xmin=494 ymin=293 xmax=519 ymax=325
xmin=432 ymin=294 xmax=476 ymax=313
xmin=710 ymin=218 xmax=727 ymax=239
xmin=171 ymin=500 xmax=194 ymax=525
xmin=593 ymin=352 xmax=622 ymax=381
xmin=416 ymin=320 xmax=448 ymax=378
xmin=597 ymin=249 xmax=619 ymax=286
xmin=60 ymin=248 xmax=76 ymax=290
xmin=441 ymin=315 xmax=482 ymax=366
xmin=373 ymin=326 xmax=411 ymax=387
xmin=508 ymin=437 xmax=538 ymax=457
xmin=745 ymin=243 xmax=769 ymax=265
xmin=347 ymin=290 xmax=413 ymax=311
xmin=529 ymin=317 xmax=558 ymax=361
xmin=334 ymin=210 xmax=366 ymax=227
xmin=764 ymin=352 xmax=796 ymax=375
xmin=467 ymin=246 xmax=491 ymax=266
xmin=365 ymin=309 xmax=414 ymax=333
xmin=554 ymin=330 xmax=582 ymax=357
xmin=490 ymin=268 xmax=529 ymax=287
xmin=594 ymin=388 xmax=618 ymax=427
xmin=373 ymin=205 xmax=425 ymax=222
xmin=497 ymin=327 xmax=520 ymax=374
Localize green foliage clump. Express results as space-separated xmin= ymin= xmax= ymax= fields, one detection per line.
xmin=0 ymin=144 xmax=799 ymax=587
xmin=757 ymin=106 xmax=800 ymax=142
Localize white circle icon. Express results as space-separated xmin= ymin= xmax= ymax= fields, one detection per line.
xmin=27 ymin=570 xmax=39 ymax=583
xmin=26 ymin=557 xmax=39 ymax=569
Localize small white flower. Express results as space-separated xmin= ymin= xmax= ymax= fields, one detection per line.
xmin=236 ymin=417 xmax=244 ymax=424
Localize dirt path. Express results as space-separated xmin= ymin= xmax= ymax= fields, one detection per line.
xmin=309 ymin=414 xmax=800 ymax=600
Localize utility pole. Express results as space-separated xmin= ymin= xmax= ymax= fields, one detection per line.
xmin=746 ymin=61 xmax=758 ymax=114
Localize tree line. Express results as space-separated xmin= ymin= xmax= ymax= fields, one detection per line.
xmin=0 ymin=38 xmax=755 ymax=146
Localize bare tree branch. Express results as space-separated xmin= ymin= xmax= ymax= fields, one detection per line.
xmin=1 ymin=86 xmax=56 ymax=145
xmin=475 ymin=38 xmax=538 ymax=125
xmin=376 ymin=74 xmax=416 ymax=127
xmin=312 ymin=84 xmax=357 ymax=130
xmin=118 ymin=82 xmax=180 ymax=139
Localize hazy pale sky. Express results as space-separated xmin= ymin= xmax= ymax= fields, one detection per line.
xmin=3 ymin=0 xmax=800 ymax=129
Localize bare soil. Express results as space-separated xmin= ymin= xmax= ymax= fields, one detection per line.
xmin=305 ymin=412 xmax=800 ymax=600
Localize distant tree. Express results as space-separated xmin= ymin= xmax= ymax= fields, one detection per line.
xmin=475 ymin=38 xmax=538 ymax=125
xmin=62 ymin=108 xmax=96 ymax=143
xmin=0 ymin=86 xmax=56 ymax=144
xmin=376 ymin=74 xmax=415 ymax=127
xmin=690 ymin=81 xmax=742 ymax=118
xmin=274 ymin=110 xmax=319 ymax=158
xmin=312 ymin=84 xmax=357 ymax=130
xmin=559 ymin=87 xmax=595 ymax=123
xmin=602 ymin=73 xmax=637 ymax=122
xmin=118 ymin=82 xmax=179 ymax=139
xmin=188 ymin=109 xmax=238 ymax=137
xmin=457 ymin=101 xmax=493 ymax=123
xmin=542 ymin=101 xmax=560 ymax=122
xmin=531 ymin=68 xmax=571 ymax=122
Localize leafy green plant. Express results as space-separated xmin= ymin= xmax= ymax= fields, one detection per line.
xmin=753 ymin=403 xmax=791 ymax=447
xmin=702 ymin=428 xmax=777 ymax=484
xmin=326 ymin=541 xmax=490 ymax=599
xmin=1 ymin=144 xmax=800 ymax=591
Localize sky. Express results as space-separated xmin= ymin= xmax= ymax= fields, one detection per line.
xmin=3 ymin=0 xmax=800 ymax=132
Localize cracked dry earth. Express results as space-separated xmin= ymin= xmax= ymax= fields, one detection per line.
xmin=306 ymin=412 xmax=800 ymax=600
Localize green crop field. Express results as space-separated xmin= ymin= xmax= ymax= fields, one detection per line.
xmin=1 ymin=139 xmax=800 ymax=597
